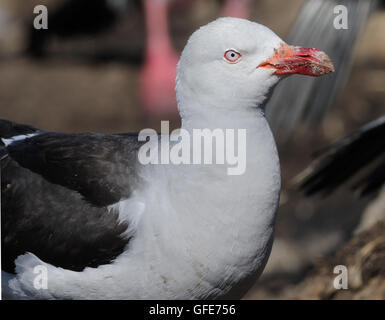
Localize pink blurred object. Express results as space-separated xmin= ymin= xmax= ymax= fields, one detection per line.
xmin=221 ymin=0 xmax=250 ymax=19
xmin=139 ymin=0 xmax=249 ymax=118
xmin=140 ymin=0 xmax=179 ymax=118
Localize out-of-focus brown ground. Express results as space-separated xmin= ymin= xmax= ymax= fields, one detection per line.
xmin=0 ymin=0 xmax=384 ymax=299
xmin=282 ymin=222 xmax=385 ymax=300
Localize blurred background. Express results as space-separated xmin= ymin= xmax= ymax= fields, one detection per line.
xmin=0 ymin=0 xmax=384 ymax=299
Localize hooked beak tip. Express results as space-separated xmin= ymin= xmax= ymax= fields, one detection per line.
xmin=259 ymin=43 xmax=335 ymax=77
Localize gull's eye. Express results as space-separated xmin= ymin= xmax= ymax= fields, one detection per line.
xmin=224 ymin=49 xmax=242 ymax=63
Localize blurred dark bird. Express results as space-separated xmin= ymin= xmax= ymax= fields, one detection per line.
xmin=297 ymin=116 xmax=385 ymax=197
xmin=266 ymin=0 xmax=379 ymax=141
xmin=27 ymin=0 xmax=133 ymax=57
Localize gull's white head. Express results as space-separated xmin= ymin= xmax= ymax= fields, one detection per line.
xmin=176 ymin=17 xmax=334 ymax=116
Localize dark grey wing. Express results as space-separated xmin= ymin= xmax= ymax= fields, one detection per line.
xmin=0 ymin=119 xmax=38 ymax=140
xmin=298 ymin=116 xmax=385 ymax=196
xmin=1 ymin=120 xmax=145 ymax=273
xmin=5 ymin=131 xmax=143 ymax=207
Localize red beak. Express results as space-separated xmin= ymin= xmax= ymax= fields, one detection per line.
xmin=258 ymin=43 xmax=335 ymax=77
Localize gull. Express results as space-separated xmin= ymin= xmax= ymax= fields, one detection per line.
xmin=1 ymin=17 xmax=334 ymax=299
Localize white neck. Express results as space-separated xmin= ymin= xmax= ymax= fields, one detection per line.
xmin=136 ymin=100 xmax=282 ymax=298
xmin=129 ymin=97 xmax=282 ymax=299
xmin=181 ymin=102 xmax=266 ymax=131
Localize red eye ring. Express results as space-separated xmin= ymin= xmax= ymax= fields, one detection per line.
xmin=224 ymin=49 xmax=242 ymax=63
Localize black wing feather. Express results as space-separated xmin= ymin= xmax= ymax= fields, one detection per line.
xmin=6 ymin=131 xmax=143 ymax=206
xmin=1 ymin=120 xmax=145 ymax=273
xmin=299 ymin=116 xmax=385 ymax=196
xmin=1 ymin=157 xmax=130 ymax=273
xmin=0 ymin=119 xmax=38 ymax=142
